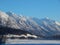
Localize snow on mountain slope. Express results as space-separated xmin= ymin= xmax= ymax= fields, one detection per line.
xmin=0 ymin=11 xmax=60 ymax=37
xmin=0 ymin=11 xmax=9 ymax=26
xmin=55 ymin=21 xmax=60 ymax=26
xmin=28 ymin=17 xmax=60 ymax=36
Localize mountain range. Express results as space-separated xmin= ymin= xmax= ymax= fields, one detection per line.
xmin=0 ymin=11 xmax=60 ymax=39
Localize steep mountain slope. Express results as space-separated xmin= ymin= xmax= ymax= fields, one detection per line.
xmin=0 ymin=11 xmax=60 ymax=38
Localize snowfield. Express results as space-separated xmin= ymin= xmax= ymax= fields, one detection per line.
xmin=6 ymin=39 xmax=60 ymax=44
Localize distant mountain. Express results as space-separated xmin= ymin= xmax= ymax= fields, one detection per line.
xmin=0 ymin=11 xmax=60 ymax=39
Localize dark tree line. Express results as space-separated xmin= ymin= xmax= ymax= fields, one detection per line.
xmin=0 ymin=25 xmax=32 ymax=44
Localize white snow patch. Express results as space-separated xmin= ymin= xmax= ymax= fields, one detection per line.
xmin=55 ymin=21 xmax=60 ymax=26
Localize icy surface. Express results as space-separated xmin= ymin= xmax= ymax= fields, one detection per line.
xmin=6 ymin=39 xmax=60 ymax=44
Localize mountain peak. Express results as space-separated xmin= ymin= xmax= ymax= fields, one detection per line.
xmin=6 ymin=11 xmax=15 ymax=16
xmin=0 ymin=11 xmax=9 ymax=18
xmin=41 ymin=17 xmax=50 ymax=21
xmin=45 ymin=17 xmax=49 ymax=19
xmin=43 ymin=17 xmax=50 ymax=20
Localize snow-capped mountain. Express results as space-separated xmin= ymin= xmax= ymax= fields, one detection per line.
xmin=0 ymin=11 xmax=60 ymax=37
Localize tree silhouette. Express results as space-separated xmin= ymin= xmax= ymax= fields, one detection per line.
xmin=0 ymin=25 xmax=32 ymax=44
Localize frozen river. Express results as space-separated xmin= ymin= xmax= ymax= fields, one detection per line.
xmin=5 ymin=39 xmax=60 ymax=44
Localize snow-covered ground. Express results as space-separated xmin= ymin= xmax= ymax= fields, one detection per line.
xmin=5 ymin=39 xmax=60 ymax=44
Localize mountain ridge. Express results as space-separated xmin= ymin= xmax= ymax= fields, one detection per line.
xmin=0 ymin=11 xmax=60 ymax=37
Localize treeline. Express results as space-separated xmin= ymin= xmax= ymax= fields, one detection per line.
xmin=0 ymin=25 xmax=32 ymax=44
xmin=0 ymin=25 xmax=31 ymax=35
